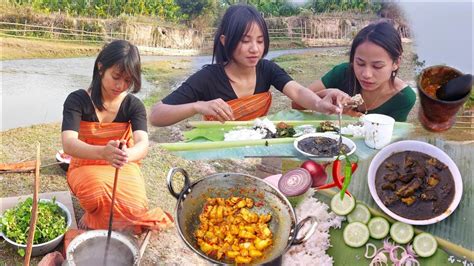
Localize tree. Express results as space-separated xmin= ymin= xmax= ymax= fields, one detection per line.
xmin=176 ymin=0 xmax=210 ymax=20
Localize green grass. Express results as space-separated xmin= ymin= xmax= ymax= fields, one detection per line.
xmin=1 ymin=36 xmax=102 ymax=60
xmin=141 ymin=60 xmax=192 ymax=107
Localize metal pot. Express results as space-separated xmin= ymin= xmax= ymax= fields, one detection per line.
xmin=167 ymin=167 xmax=318 ymax=265
xmin=0 ymin=199 xmax=72 ymax=257
xmin=65 ymin=230 xmax=139 ymax=266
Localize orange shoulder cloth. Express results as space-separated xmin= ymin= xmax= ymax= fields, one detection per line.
xmin=204 ymin=91 xmax=272 ymax=121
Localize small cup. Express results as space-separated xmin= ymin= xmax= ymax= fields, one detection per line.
xmin=363 ymin=114 xmax=395 ymax=149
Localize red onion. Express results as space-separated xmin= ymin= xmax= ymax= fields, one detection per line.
xmin=278 ymin=168 xmax=312 ymax=196
xmin=300 ymin=160 xmax=328 ymax=187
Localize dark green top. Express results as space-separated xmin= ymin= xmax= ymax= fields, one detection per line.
xmin=321 ymin=63 xmax=416 ymax=122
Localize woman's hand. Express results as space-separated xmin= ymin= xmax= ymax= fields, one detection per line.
xmin=193 ymin=98 xmax=235 ymax=123
xmin=103 ymin=140 xmax=128 ymax=168
xmin=317 ymin=89 xmax=351 ymax=114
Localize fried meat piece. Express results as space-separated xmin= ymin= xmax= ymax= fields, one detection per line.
xmin=396 ymin=178 xmax=422 ymax=197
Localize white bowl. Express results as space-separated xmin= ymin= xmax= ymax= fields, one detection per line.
xmin=293 ymin=132 xmax=356 ymax=161
xmin=0 ymin=199 xmax=72 ymax=257
xmin=367 ymin=140 xmax=463 ymax=225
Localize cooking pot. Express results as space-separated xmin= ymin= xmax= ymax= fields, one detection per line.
xmin=65 ymin=230 xmax=139 ymax=266
xmin=167 ymin=167 xmax=318 ymax=265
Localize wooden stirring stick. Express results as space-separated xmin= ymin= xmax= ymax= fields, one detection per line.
xmin=24 ymin=143 xmax=41 ymax=266
xmin=103 ymin=142 xmax=124 ymax=265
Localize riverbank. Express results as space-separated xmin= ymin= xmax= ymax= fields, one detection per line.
xmin=0 ymin=37 xmax=204 ymax=60
xmin=1 ymin=37 xmax=102 ymax=60
xmin=0 ymin=35 xmax=306 ymax=61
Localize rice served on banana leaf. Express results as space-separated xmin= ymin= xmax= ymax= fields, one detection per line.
xmin=283 ymin=190 xmax=343 ymax=266
xmin=224 ymin=118 xmax=276 ymax=141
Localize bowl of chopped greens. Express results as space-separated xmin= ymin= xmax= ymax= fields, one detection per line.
xmin=0 ymin=197 xmax=71 ymax=257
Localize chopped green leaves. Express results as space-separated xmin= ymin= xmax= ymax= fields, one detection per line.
xmin=0 ymin=197 xmax=68 ymax=245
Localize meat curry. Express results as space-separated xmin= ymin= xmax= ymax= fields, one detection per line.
xmin=375 ymin=151 xmax=455 ymax=220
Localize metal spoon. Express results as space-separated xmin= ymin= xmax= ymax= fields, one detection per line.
xmin=337 ymin=105 xmax=343 ymax=151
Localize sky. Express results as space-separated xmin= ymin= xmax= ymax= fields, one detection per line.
xmin=285 ymin=0 xmax=474 ymax=74
xmin=398 ymin=1 xmax=473 ymax=74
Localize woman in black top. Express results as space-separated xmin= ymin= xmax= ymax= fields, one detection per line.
xmin=150 ymin=4 xmax=351 ymax=126
xmin=61 ymin=40 xmax=173 ymax=232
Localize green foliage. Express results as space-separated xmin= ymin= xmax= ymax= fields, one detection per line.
xmin=0 ymin=197 xmax=68 ymax=248
xmin=9 ymin=0 xmax=382 ymax=23
xmin=176 ymin=0 xmax=208 ymax=19
xmin=305 ymin=0 xmax=381 ymax=13
xmin=9 ymin=0 xmax=183 ymax=21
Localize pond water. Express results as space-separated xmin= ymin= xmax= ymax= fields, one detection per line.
xmin=0 ymin=47 xmax=332 ymax=131
xmin=399 ymin=1 xmax=473 ymax=74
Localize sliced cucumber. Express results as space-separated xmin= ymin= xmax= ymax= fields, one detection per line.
xmin=343 ymin=222 xmax=370 ymax=248
xmin=390 ymin=222 xmax=414 ymax=244
xmin=330 ymin=193 xmax=356 ymax=216
xmin=367 ymin=217 xmax=390 ymax=239
xmin=413 ymin=233 xmax=438 ymax=257
xmin=347 ymin=204 xmax=371 ymax=224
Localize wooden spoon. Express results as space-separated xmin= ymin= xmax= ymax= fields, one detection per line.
xmin=103 ymin=142 xmax=124 ymax=265
xmin=24 ymin=143 xmax=41 ymax=266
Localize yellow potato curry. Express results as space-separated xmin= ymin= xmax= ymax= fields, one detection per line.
xmin=195 ymin=197 xmax=273 ymax=264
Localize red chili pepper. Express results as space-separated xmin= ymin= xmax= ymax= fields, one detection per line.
xmin=317 ymin=160 xmax=341 ymax=189
xmin=351 ymin=162 xmax=358 ymax=173
xmin=316 ymin=182 xmax=337 ymax=189
xmin=317 ymin=158 xmax=357 ymax=197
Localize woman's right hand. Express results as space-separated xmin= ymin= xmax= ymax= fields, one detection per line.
xmin=317 ymin=89 xmax=351 ymax=114
xmin=193 ymin=98 xmax=235 ymax=122
xmin=103 ymin=140 xmax=128 ymax=168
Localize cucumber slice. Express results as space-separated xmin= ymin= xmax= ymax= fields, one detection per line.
xmin=330 ymin=193 xmax=356 ymax=216
xmin=343 ymin=222 xmax=370 ymax=248
xmin=390 ymin=222 xmax=414 ymax=244
xmin=413 ymin=233 xmax=438 ymax=257
xmin=347 ymin=204 xmax=371 ymax=224
xmin=367 ymin=217 xmax=390 ymax=239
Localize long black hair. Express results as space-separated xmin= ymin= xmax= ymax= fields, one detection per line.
xmin=344 ymin=20 xmax=403 ymax=95
xmin=212 ymin=4 xmax=269 ymax=65
xmin=89 ymin=40 xmax=141 ymax=111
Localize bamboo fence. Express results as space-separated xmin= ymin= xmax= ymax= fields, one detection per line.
xmin=1 ymin=19 xmax=412 ymax=49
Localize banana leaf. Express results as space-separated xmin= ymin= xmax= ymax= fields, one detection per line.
xmin=183 ymin=127 xmax=230 ymax=142
xmin=328 ymin=225 xmax=464 ymax=266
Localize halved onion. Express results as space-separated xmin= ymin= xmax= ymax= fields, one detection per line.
xmin=278 ymin=168 xmax=312 ymax=197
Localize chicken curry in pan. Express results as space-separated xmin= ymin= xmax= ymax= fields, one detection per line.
xmin=195 ymin=197 xmax=273 ymax=264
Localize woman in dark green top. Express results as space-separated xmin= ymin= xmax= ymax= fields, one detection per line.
xmin=306 ymin=21 xmax=416 ymax=122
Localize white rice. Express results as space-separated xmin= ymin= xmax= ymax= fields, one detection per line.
xmin=283 ymin=190 xmax=344 ymax=266
xmin=254 ymin=118 xmax=276 ymax=134
xmin=341 ymin=124 xmax=365 ymax=137
xmin=224 ymin=118 xmax=277 ymax=141
xmin=224 ymin=127 xmax=268 ymax=141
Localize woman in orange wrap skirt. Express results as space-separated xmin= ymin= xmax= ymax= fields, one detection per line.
xmin=61 ymin=40 xmax=173 ymax=234
xmin=149 ymin=4 xmax=351 ymax=126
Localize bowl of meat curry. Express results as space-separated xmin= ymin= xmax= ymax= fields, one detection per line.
xmin=368 ymin=140 xmax=463 ymax=225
